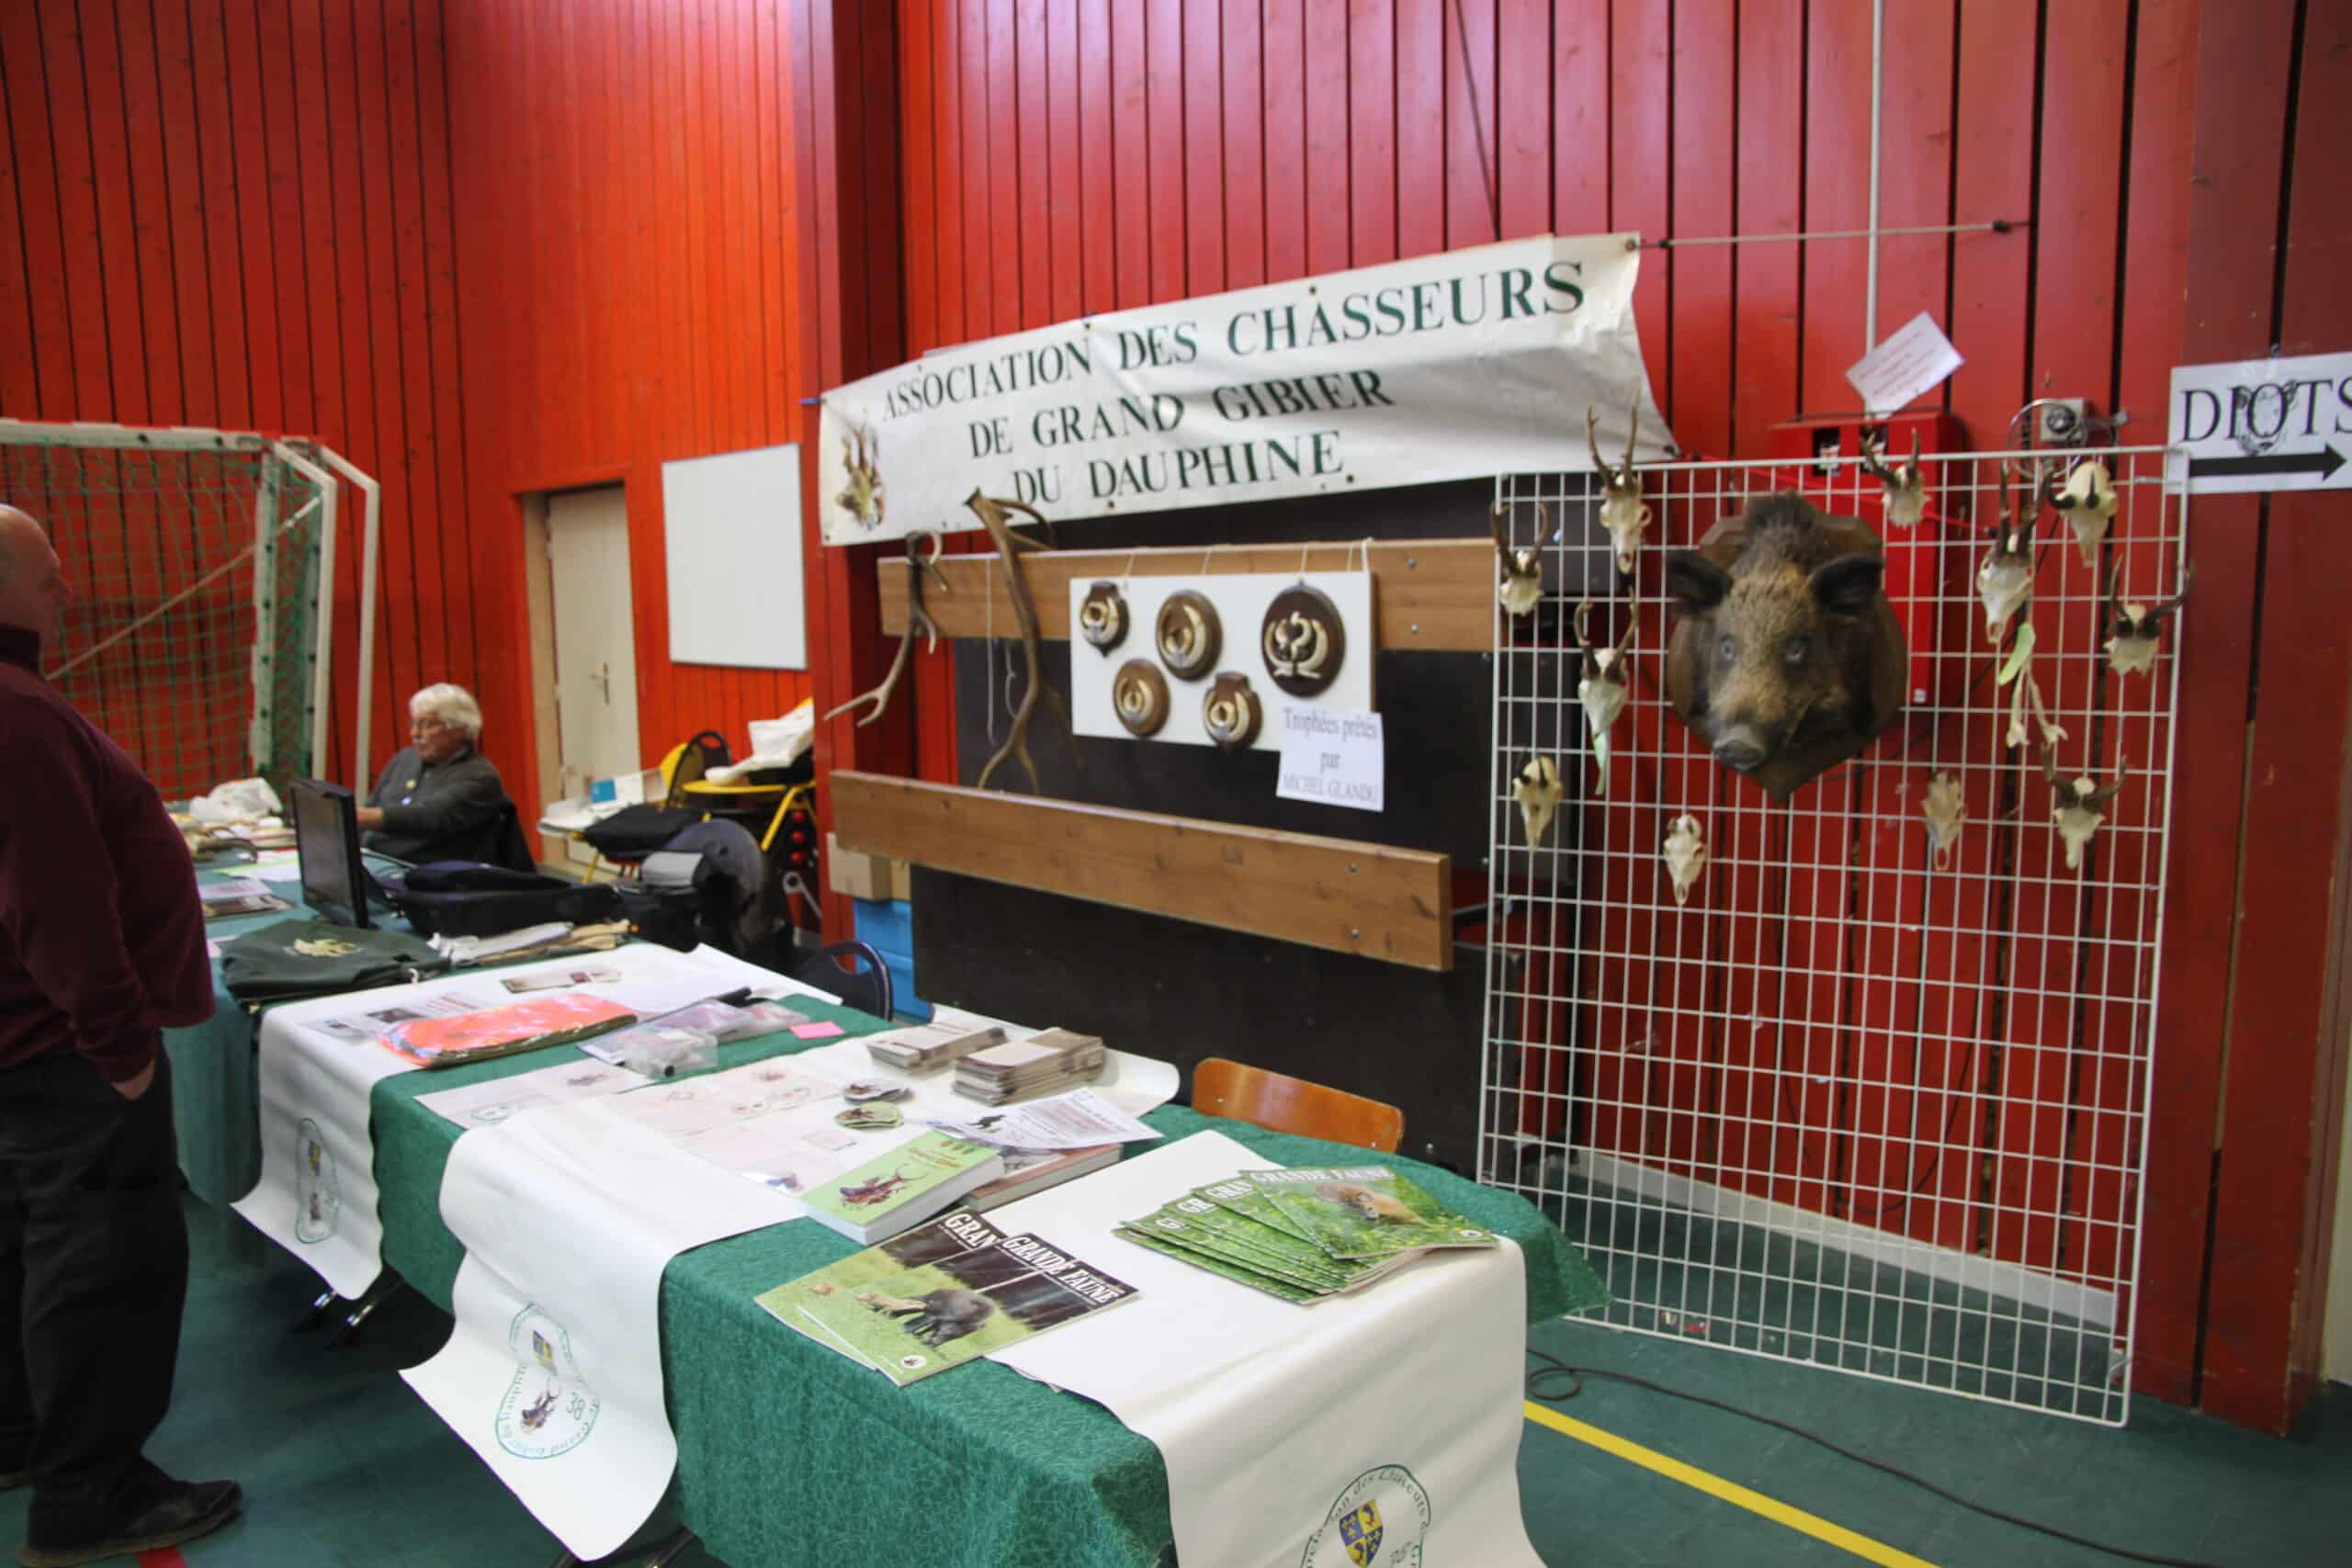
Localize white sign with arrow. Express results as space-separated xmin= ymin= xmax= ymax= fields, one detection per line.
xmin=2169 ymin=351 xmax=2352 ymax=494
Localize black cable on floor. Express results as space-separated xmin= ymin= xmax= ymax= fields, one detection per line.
xmin=1524 ymin=1348 xmax=2229 ymax=1568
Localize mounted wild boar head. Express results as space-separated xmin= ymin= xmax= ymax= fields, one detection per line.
xmin=1664 ymin=492 xmax=1909 ymax=801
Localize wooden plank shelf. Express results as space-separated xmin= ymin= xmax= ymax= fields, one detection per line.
xmin=876 ymin=536 xmax=1496 ymax=652
xmin=830 ymin=770 xmax=1453 ymax=971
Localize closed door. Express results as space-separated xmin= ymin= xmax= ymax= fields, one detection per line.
xmin=546 ymin=486 xmax=641 ymax=800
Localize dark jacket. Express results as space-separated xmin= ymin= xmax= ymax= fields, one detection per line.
xmin=0 ymin=624 xmax=213 ymax=1083
xmin=364 ymin=742 xmax=514 ymax=865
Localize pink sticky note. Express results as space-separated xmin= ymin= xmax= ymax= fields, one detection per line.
xmin=790 ymin=1021 xmax=846 ymax=1040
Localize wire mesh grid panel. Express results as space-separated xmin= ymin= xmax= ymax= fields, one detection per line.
xmin=0 ymin=428 xmax=330 ymax=798
xmin=1479 ymin=445 xmax=2187 ymax=1425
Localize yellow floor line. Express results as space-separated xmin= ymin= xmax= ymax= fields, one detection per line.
xmin=1523 ymin=1401 xmax=1941 ymax=1568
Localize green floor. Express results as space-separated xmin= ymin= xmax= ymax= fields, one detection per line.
xmin=4 ymin=1200 xmax=2345 ymax=1567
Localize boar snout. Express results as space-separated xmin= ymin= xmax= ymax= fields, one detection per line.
xmin=1712 ymin=731 xmax=1768 ymax=773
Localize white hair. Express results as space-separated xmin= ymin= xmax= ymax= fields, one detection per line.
xmin=409 ymin=682 xmax=483 ymax=740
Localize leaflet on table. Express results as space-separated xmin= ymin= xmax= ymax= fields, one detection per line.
xmin=1248 ymin=1167 xmax=1501 ymax=1261
xmin=926 ymin=1087 xmax=1164 ymax=1151
xmin=413 ymin=1059 xmax=654 ymax=1128
xmin=758 ymin=1212 xmax=1140 ymax=1385
xmin=601 ymin=1056 xmax=845 ymax=1139
xmin=309 ymin=986 xmax=503 ymax=1043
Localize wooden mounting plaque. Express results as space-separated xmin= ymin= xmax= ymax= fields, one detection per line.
xmin=877 ymin=536 xmax=1494 ymax=652
xmin=830 ymin=771 xmax=1453 ymax=971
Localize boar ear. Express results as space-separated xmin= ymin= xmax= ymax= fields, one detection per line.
xmin=1667 ymin=551 xmax=1730 ymax=615
xmin=1810 ymin=553 xmax=1883 ymax=617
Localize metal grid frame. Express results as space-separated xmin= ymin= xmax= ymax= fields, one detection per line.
xmin=1479 ymin=444 xmax=2188 ymax=1425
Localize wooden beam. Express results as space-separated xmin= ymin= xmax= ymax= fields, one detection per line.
xmin=877 ymin=536 xmax=1496 ymax=652
xmin=831 ymin=771 xmax=1453 ymax=971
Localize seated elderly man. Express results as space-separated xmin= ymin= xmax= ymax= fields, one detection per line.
xmin=356 ymin=683 xmax=518 ymax=864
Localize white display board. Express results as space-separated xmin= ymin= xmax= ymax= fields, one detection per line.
xmin=1068 ymin=570 xmax=1374 ymax=752
xmin=661 ymin=443 xmax=807 ymax=669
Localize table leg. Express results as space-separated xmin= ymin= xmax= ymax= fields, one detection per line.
xmin=327 ymin=1273 xmax=409 ymax=1348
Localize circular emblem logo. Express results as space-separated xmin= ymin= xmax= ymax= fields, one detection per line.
xmin=494 ymin=1306 xmax=601 ymax=1460
xmin=1300 ymin=1465 xmax=1430 ymax=1568
xmin=293 ymin=1118 xmax=341 ymax=1243
xmin=1156 ymin=590 xmax=1222 ymax=681
xmin=1261 ymin=585 xmax=1347 ymax=697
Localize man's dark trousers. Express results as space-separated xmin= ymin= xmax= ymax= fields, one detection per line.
xmin=0 ymin=1049 xmax=189 ymax=1540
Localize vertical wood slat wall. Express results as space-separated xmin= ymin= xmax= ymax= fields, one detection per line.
xmin=3 ymin=0 xmax=2346 ymax=1432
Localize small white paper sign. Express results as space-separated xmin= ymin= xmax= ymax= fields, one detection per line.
xmin=1275 ymin=706 xmax=1384 ymax=812
xmin=1846 ymin=312 xmax=1965 ymax=414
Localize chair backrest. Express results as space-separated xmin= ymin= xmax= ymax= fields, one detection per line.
xmin=1190 ymin=1058 xmax=1404 ymax=1153
xmin=662 ymin=729 xmax=733 ymax=807
xmin=786 ymin=939 xmax=893 ymax=1021
xmin=481 ymin=801 xmax=539 ymax=874
xmin=662 ymin=818 xmax=771 ymax=955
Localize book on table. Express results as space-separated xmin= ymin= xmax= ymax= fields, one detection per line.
xmin=797 ymin=1131 xmax=1007 ymax=1244
xmin=758 ymin=1211 xmax=1140 ymax=1385
xmin=1245 ymin=1166 xmax=1501 ymax=1261
xmin=963 ymin=1143 xmax=1123 ymax=1212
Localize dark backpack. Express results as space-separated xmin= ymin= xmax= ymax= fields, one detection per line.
xmin=391 ymin=861 xmax=627 ymax=938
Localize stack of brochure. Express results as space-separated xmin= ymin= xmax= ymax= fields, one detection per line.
xmin=953 ymin=1028 xmax=1104 ymax=1105
xmin=1117 ymin=1166 xmax=1498 ymax=1304
xmin=865 ymin=1020 xmax=1007 ymax=1073
xmin=198 ymin=877 xmax=291 ymax=921
xmin=758 ymin=1211 xmax=1138 ymax=1385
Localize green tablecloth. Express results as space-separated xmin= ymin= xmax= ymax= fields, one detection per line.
xmin=163 ymin=870 xmax=345 ymax=1205
xmin=368 ymin=1011 xmax=1611 ymax=1568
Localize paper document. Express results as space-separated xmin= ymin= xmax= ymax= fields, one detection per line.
xmin=930 ymin=1088 xmax=1164 ymax=1150
xmin=414 ymin=1061 xmax=652 ymax=1128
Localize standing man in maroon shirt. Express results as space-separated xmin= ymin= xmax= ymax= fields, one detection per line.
xmin=0 ymin=506 xmax=242 ymax=1565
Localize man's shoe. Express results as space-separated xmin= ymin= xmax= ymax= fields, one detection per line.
xmin=17 ymin=1479 xmax=242 ymax=1568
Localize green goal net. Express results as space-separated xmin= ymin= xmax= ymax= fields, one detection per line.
xmin=0 ymin=423 xmax=348 ymax=802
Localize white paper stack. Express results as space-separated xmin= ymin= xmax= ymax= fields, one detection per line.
xmin=953 ymin=1028 xmax=1105 ymax=1106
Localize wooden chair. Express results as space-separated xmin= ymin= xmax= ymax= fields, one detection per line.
xmin=1190 ymin=1058 xmax=1404 ymax=1153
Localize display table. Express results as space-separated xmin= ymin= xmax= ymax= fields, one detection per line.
xmin=164 ymin=868 xmax=356 ymax=1205
xmin=356 ymin=1011 xmax=1608 ymax=1568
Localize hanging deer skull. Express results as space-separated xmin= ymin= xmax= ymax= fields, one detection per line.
xmin=2105 ymin=561 xmax=2193 ymax=677
xmin=1574 ymin=599 xmax=1635 ymax=797
xmin=1976 ymin=479 xmax=2036 ymax=645
xmin=1589 ymin=403 xmax=1649 ymax=575
xmin=1996 ymin=623 xmax=2065 ymax=750
xmin=1860 ymin=432 xmax=1928 ymax=527
xmin=2047 ymin=457 xmax=2119 ymax=569
xmin=1921 ymin=772 xmax=1966 ymax=872
xmin=1662 ymin=813 xmax=1706 ymax=907
xmin=1512 ymin=757 xmax=1566 ymax=848
xmin=835 ymin=423 xmax=886 ymax=530
xmin=2041 ymin=750 xmax=2130 ymax=870
xmin=1493 ymin=502 xmax=1554 ymax=617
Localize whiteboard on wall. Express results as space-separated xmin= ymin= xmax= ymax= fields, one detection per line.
xmin=662 ymin=443 xmax=807 ymax=670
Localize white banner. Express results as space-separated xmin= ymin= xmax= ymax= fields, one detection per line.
xmin=818 ymin=233 xmax=1671 ymax=544
xmin=402 ymin=1098 xmax=797 ymax=1562
xmin=989 ymin=1133 xmax=1543 ymax=1568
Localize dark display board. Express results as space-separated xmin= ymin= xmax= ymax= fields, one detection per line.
xmin=912 ymin=867 xmax=1491 ymax=1171
xmin=918 ymin=479 xmax=1608 ymax=1167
